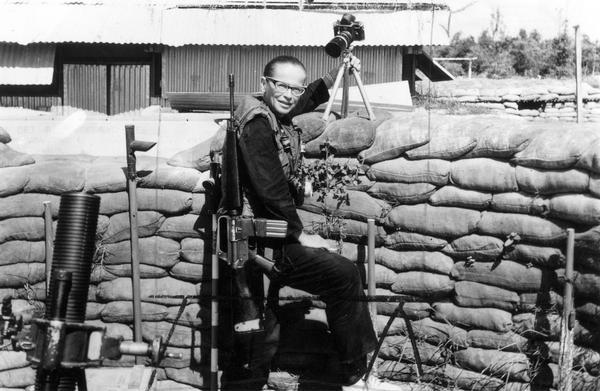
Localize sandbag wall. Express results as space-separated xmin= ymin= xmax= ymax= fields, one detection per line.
xmin=293 ymin=110 xmax=600 ymax=390
xmin=0 ymin=150 xmax=209 ymax=390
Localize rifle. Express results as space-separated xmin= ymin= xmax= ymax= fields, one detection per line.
xmin=217 ymin=74 xmax=288 ymax=332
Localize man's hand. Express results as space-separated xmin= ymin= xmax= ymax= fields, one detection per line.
xmin=298 ymin=232 xmax=337 ymax=252
xmin=348 ymin=54 xmax=361 ymax=73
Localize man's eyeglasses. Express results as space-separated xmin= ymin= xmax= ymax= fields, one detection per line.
xmin=265 ymin=77 xmax=306 ymax=97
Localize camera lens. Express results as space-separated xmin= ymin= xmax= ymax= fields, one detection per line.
xmin=325 ymin=30 xmax=353 ymax=58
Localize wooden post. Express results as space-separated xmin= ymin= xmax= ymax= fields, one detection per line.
xmin=575 ymin=25 xmax=583 ymax=124
xmin=468 ymin=59 xmax=473 ymax=79
xmin=43 ymin=201 xmax=53 ymax=296
xmin=558 ymin=228 xmax=575 ymax=391
xmin=367 ymin=219 xmax=377 ymax=321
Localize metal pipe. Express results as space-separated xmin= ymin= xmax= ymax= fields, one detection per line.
xmin=43 ymin=201 xmax=54 ymax=297
xmin=574 ymin=25 xmax=583 ymax=124
xmin=558 ymin=228 xmax=575 ymax=391
xmin=367 ymin=219 xmax=376 ymax=321
xmin=125 ymin=125 xmax=143 ymax=365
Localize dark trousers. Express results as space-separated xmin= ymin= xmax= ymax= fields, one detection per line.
xmin=221 ymin=243 xmax=378 ymax=390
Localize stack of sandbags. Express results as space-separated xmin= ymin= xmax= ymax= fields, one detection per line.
xmin=292 ymin=112 xmax=600 ymax=390
xmin=0 ymin=154 xmax=209 ymax=388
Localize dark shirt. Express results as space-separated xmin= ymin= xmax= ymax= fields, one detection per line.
xmin=238 ymin=77 xmax=330 ymax=242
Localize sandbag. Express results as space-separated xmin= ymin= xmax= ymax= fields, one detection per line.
xmin=190 ymin=193 xmax=206 ymax=214
xmin=405 ymin=135 xmax=476 ymax=160
xmin=504 ymin=244 xmax=565 ymax=269
xmin=156 ymin=215 xmax=204 ymax=240
xmin=101 ymin=236 xmax=180 ymax=268
xmin=442 ymin=234 xmax=504 ymax=261
xmin=457 ymin=116 xmax=534 ymax=158
xmin=291 ymin=111 xmax=335 ymax=143
xmin=519 ymin=290 xmax=563 ymax=312
xmin=138 ymin=164 xmax=204 ymax=193
xmin=385 ymin=204 xmax=480 ymax=239
xmin=165 ymin=303 xmax=202 ymax=327
xmin=0 ymin=143 xmax=35 ymax=168
xmin=477 ymin=211 xmax=568 ymax=245
xmin=444 ymin=364 xmax=505 ymax=391
xmin=169 ymin=262 xmax=203 ymax=283
xmin=379 ymin=335 xmax=446 ymax=365
xmin=297 ymin=209 xmax=386 ymax=244
xmin=375 ymin=248 xmax=453 ymax=275
xmin=516 ymin=166 xmax=589 ymax=195
xmin=557 ymin=269 xmax=600 ymax=301
xmin=0 ymin=366 xmax=36 ymax=388
xmin=164 ymin=367 xmax=204 ymax=388
xmin=97 ymin=277 xmax=199 ymax=305
xmin=548 ymin=194 xmax=600 ymax=225
xmin=357 ymin=113 xmax=431 ymax=164
xmin=98 ymin=189 xmax=193 ymax=216
xmin=374 ymin=264 xmax=397 ymax=287
xmin=101 ymin=301 xmax=168 ymax=323
xmin=101 ymin=212 xmax=165 ymax=244
xmin=376 ymin=360 xmax=443 ymax=384
xmin=383 ymin=231 xmax=447 ymax=251
xmin=84 ymin=161 xmax=127 ymax=193
xmin=86 ymin=319 xmax=134 ymax=340
xmin=209 ymin=124 xmax=226 ymax=155
xmin=450 ymin=158 xmax=518 ymax=192
xmin=432 ymin=302 xmax=513 ymax=332
xmin=454 ymin=280 xmax=519 ymax=311
xmin=375 ymin=316 xmax=468 ymax=347
xmin=591 ymin=173 xmax=600 ymax=198
xmin=304 ymin=116 xmax=376 ymax=157
xmin=142 ymin=321 xmax=197 ymax=348
xmin=0 ymin=351 xmax=28 ymax=372
xmin=451 ymin=260 xmax=553 ymax=292
xmin=324 ymin=239 xmax=362 ymax=262
xmin=576 ymin=137 xmax=600 ymax=174
xmin=367 ymin=158 xmax=450 ymax=185
xmin=0 ymin=241 xmax=45 ymax=265
xmin=300 ymin=189 xmax=391 ymax=223
xmin=0 ymin=217 xmax=45 ymax=244
xmin=391 ymin=272 xmax=454 ymax=298
xmin=577 ymin=302 xmax=600 ymax=325
xmin=574 ymin=226 xmax=600 ymax=254
xmin=576 ymin=249 xmax=600 ymax=273
xmin=367 ymin=182 xmax=436 ymax=205
xmin=85 ymin=302 xmax=105 ymax=320
xmin=11 ymin=299 xmax=44 ymax=323
xmin=0 ymin=193 xmax=60 ymax=219
xmin=490 ymin=192 xmax=549 ymax=215
xmin=0 ymin=127 xmax=10 ymax=144
xmin=454 ymin=347 xmax=530 ymax=382
xmin=467 ymin=329 xmax=529 ymax=352
xmin=375 ymin=288 xmax=432 ymax=318
xmin=167 ymin=137 xmax=212 ymax=171
xmin=0 ymin=263 xmax=46 ymax=288
xmin=428 ymin=186 xmax=491 ymax=210
xmin=24 ymin=161 xmax=85 ymax=194
xmin=0 ymin=166 xmax=29 ymax=197
xmin=512 ymin=126 xmax=599 ymax=169
xmin=180 ymin=238 xmax=205 ymax=264
xmin=540 ymin=341 xmax=600 ymax=376
xmin=99 ymin=263 xmax=168 ymax=279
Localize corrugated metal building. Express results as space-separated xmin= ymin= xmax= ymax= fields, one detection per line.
xmin=0 ymin=0 xmax=452 ymax=115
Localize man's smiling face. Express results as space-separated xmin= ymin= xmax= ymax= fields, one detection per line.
xmin=261 ymin=62 xmax=307 ymax=117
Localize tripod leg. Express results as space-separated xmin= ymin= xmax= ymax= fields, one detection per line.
xmin=351 ymin=69 xmax=376 ymax=121
xmin=341 ymin=65 xmax=350 ymax=118
xmin=321 ymin=63 xmax=346 ymax=121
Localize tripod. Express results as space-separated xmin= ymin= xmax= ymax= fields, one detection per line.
xmin=322 ymin=47 xmax=376 ymax=121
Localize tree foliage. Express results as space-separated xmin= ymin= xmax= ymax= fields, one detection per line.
xmin=432 ymin=28 xmax=600 ymax=79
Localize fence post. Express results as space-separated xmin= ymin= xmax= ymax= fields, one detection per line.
xmin=558 ymin=228 xmax=575 ymax=391
xmin=575 ymin=25 xmax=583 ymax=124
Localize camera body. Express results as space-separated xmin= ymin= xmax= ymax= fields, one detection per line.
xmin=325 ymin=13 xmax=365 ymax=58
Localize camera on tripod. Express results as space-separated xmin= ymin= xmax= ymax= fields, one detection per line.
xmin=325 ymin=13 xmax=365 ymax=58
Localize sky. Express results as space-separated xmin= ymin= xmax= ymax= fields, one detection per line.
xmin=444 ymin=0 xmax=600 ymax=42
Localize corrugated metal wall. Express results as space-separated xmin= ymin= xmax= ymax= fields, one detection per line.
xmin=162 ymin=45 xmax=402 ymax=94
xmin=63 ymin=64 xmax=107 ymax=113
xmin=0 ymin=96 xmax=61 ymax=111
xmin=110 ymin=64 xmax=150 ymax=115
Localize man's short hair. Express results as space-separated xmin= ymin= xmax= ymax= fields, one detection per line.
xmin=263 ymin=55 xmax=307 ymax=77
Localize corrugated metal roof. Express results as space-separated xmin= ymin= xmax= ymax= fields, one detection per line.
xmin=0 ymin=44 xmax=55 ymax=85
xmin=0 ymin=3 xmax=450 ymax=46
